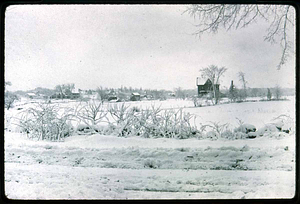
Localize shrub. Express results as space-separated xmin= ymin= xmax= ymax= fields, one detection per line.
xmin=206 ymin=131 xmax=219 ymax=140
xmin=192 ymin=96 xmax=202 ymax=107
xmin=76 ymin=100 xmax=108 ymax=133
xmin=221 ymin=130 xmax=235 ymax=139
xmin=134 ymin=107 xmax=200 ymax=139
xmin=200 ymin=121 xmax=229 ymax=140
xmin=234 ymin=124 xmax=256 ymax=134
xmin=17 ymin=102 xmax=74 ymax=141
xmin=272 ymin=114 xmax=294 ymax=134
xmin=234 ymin=132 xmax=247 ymax=139
xmin=5 ymin=92 xmax=18 ymax=110
xmin=143 ymin=159 xmax=161 ymax=169
xmin=108 ymin=103 xmax=137 ymax=137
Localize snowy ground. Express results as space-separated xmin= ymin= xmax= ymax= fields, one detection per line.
xmin=6 ymin=96 xmax=295 ymax=131
xmin=4 ymin=131 xmax=295 ymax=199
xmin=4 ymin=97 xmax=296 ymax=199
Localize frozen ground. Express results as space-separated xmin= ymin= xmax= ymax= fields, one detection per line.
xmin=4 ymin=131 xmax=295 ymax=199
xmin=4 ymin=97 xmax=296 ymax=199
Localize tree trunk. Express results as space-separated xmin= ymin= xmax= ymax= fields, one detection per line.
xmin=212 ymin=85 xmax=217 ymax=105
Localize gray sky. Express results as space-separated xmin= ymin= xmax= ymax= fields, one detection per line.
xmin=5 ymin=5 xmax=295 ymax=92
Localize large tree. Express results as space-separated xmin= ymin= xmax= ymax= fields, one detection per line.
xmin=185 ymin=4 xmax=295 ymax=69
xmin=199 ymin=65 xmax=227 ymax=105
xmin=96 ymin=86 xmax=108 ymax=104
xmin=228 ymin=80 xmax=238 ymax=102
xmin=238 ymin=72 xmax=247 ymax=101
xmin=174 ymin=87 xmax=186 ymax=99
xmin=55 ymin=83 xmax=75 ymax=99
xmin=267 ymin=88 xmax=272 ymax=100
xmin=274 ymin=84 xmax=282 ymax=100
xmin=55 ymin=85 xmax=64 ymax=99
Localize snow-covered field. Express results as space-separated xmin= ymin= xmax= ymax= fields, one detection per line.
xmin=4 ymin=97 xmax=296 ymax=199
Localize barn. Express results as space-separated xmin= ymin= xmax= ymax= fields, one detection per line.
xmin=196 ymin=77 xmax=220 ymax=97
xmin=130 ymin=93 xmax=141 ymax=101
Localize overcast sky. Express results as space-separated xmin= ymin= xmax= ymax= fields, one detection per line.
xmin=5 ymin=5 xmax=295 ymax=92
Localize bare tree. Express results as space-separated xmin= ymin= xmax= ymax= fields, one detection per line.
xmin=76 ymin=100 xmax=108 ymax=129
xmin=64 ymin=83 xmax=75 ymax=96
xmin=96 ymin=86 xmax=108 ymax=104
xmin=184 ymin=4 xmax=294 ymax=69
xmin=55 ymin=83 xmax=75 ymax=99
xmin=238 ymin=72 xmax=247 ymax=101
xmin=267 ymin=88 xmax=272 ymax=100
xmin=5 ymin=92 xmax=18 ymax=110
xmin=174 ymin=87 xmax=186 ymax=99
xmin=5 ymin=81 xmax=18 ymax=110
xmin=199 ymin=65 xmax=227 ymax=105
xmin=274 ymin=84 xmax=282 ymax=100
xmin=55 ymin=85 xmax=64 ymax=100
xmin=250 ymin=88 xmax=259 ymax=97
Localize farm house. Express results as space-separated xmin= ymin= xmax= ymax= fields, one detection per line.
xmin=196 ymin=78 xmax=220 ymax=97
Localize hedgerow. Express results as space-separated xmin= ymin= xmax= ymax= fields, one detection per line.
xmin=10 ymin=101 xmax=295 ymax=141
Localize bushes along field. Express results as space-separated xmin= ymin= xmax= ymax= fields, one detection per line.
xmin=6 ymin=101 xmax=294 ymax=141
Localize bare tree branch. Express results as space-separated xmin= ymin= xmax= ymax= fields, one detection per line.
xmin=185 ymin=4 xmax=294 ymax=69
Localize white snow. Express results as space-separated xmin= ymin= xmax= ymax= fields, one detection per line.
xmin=5 ymin=163 xmax=295 ymax=199
xmin=4 ymin=96 xmax=296 ymax=199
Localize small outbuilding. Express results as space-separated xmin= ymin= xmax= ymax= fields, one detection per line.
xmin=27 ymin=93 xmax=36 ymax=99
xmin=130 ymin=93 xmax=141 ymax=101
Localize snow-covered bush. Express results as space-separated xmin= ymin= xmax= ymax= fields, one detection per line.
xmin=272 ymin=114 xmax=294 ymax=134
xmin=233 ymin=132 xmax=247 ymax=139
xmin=262 ymin=131 xmax=289 ymax=139
xmin=105 ymin=105 xmax=200 ymax=139
xmin=221 ymin=130 xmax=235 ymax=140
xmin=246 ymin=132 xmax=257 ymax=139
xmin=17 ymin=102 xmax=75 ymax=141
xmin=75 ymin=124 xmax=105 ymax=135
xmin=143 ymin=159 xmax=161 ymax=169
xmin=192 ymin=96 xmax=202 ymax=107
xmin=255 ymin=115 xmax=294 ymax=139
xmin=76 ymin=100 xmax=107 ymax=133
xmin=135 ymin=107 xmax=200 ymax=139
xmin=234 ymin=123 xmax=256 ymax=134
xmin=257 ymin=124 xmax=278 ymax=136
xmin=108 ymin=103 xmax=137 ymax=137
xmin=206 ymin=131 xmax=219 ymax=140
xmin=200 ymin=121 xmax=229 ymax=140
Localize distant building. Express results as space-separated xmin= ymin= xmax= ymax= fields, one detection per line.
xmin=168 ymin=92 xmax=176 ymax=97
xmin=50 ymin=93 xmax=64 ymax=99
xmin=71 ymin=93 xmax=80 ymax=99
xmin=130 ymin=92 xmax=141 ymax=101
xmin=27 ymin=93 xmax=36 ymax=99
xmin=196 ymin=78 xmax=220 ymax=97
xmin=108 ymin=96 xmax=118 ymax=101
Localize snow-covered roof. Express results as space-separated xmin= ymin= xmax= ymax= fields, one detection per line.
xmin=132 ymin=92 xmax=140 ymax=96
xmin=27 ymin=93 xmax=36 ymax=96
xmin=196 ymin=77 xmax=209 ymax=85
xmin=72 ymin=88 xmax=80 ymax=93
xmin=196 ymin=77 xmax=220 ymax=85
